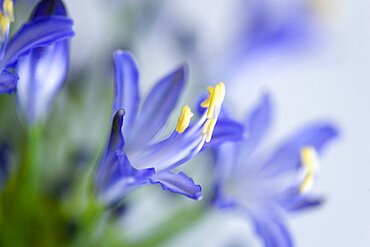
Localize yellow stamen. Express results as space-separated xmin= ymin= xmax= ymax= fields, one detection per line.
xmin=300 ymin=174 xmax=314 ymax=194
xmin=176 ymin=105 xmax=193 ymax=133
xmin=299 ymin=146 xmax=319 ymax=194
xmin=202 ymin=118 xmax=216 ymax=142
xmin=0 ymin=13 xmax=9 ymax=39
xmin=206 ymin=82 xmax=225 ymax=119
xmin=200 ymin=86 xmax=213 ymax=108
xmin=3 ymin=0 xmax=14 ymax=22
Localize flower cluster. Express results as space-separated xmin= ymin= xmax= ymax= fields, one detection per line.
xmin=0 ymin=1 xmax=339 ymax=246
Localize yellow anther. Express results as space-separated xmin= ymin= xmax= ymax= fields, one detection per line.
xmin=301 ymin=146 xmax=319 ymax=173
xmin=176 ymin=105 xmax=193 ymax=133
xmin=206 ymin=82 xmax=225 ymax=119
xmin=300 ymin=174 xmax=313 ymax=194
xmin=200 ymin=86 xmax=213 ymax=108
xmin=0 ymin=13 xmax=9 ymax=40
xmin=299 ymin=146 xmax=319 ymax=194
xmin=202 ymin=118 xmax=216 ymax=142
xmin=3 ymin=0 xmax=14 ymax=22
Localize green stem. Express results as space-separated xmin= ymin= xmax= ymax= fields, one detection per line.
xmin=131 ymin=203 xmax=208 ymax=247
xmin=18 ymin=125 xmax=43 ymax=195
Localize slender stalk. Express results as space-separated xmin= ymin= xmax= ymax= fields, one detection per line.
xmin=131 ymin=203 xmax=208 ymax=247
xmin=18 ymin=125 xmax=43 ymax=193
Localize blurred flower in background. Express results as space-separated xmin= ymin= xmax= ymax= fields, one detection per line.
xmin=213 ymin=95 xmax=338 ymax=246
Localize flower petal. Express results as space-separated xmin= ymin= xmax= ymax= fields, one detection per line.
xmin=240 ymin=94 xmax=272 ymax=155
xmin=96 ymin=110 xmax=154 ymax=204
xmin=128 ymin=114 xmax=207 ymax=171
xmin=112 ymin=50 xmax=140 ymax=132
xmin=149 ymin=171 xmax=202 ymax=200
xmin=278 ymin=188 xmax=324 ymax=212
xmin=0 ymin=69 xmax=17 ymax=93
xmin=261 ymin=123 xmax=339 ymax=175
xmin=30 ymin=0 xmax=67 ymax=18
xmin=205 ymin=118 xmax=244 ymax=148
xmin=96 ymin=110 xmax=127 ymax=191
xmin=252 ymin=214 xmax=293 ymax=247
xmin=282 ymin=195 xmax=323 ymax=212
xmin=1 ymin=16 xmax=74 ymax=69
xmin=16 ymin=40 xmax=69 ymax=124
xmin=132 ymin=65 xmax=186 ymax=145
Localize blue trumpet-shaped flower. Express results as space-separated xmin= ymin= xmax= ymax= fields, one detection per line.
xmin=16 ymin=0 xmax=72 ymax=124
xmin=213 ymin=95 xmax=339 ymax=247
xmin=0 ymin=0 xmax=74 ymax=96
xmin=96 ymin=51 xmax=242 ymax=205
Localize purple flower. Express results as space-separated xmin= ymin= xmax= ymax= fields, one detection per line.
xmin=16 ymin=0 xmax=73 ymax=124
xmin=213 ymin=94 xmax=339 ymax=247
xmin=96 ymin=51 xmax=242 ymax=205
xmin=0 ymin=0 xmax=74 ymax=97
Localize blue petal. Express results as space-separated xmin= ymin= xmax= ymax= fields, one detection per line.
xmin=282 ymin=195 xmax=323 ymax=212
xmin=96 ymin=110 xmax=126 ymax=191
xmin=112 ymin=50 xmax=140 ymax=132
xmin=278 ymin=188 xmax=324 ymax=212
xmin=261 ymin=123 xmax=339 ymax=175
xmin=97 ymin=149 xmax=154 ymax=205
xmin=16 ymin=39 xmax=69 ymax=124
xmin=252 ymin=215 xmax=293 ymax=247
xmin=240 ymin=94 xmax=272 ymax=155
xmin=205 ymin=118 xmax=244 ymax=147
xmin=31 ymin=0 xmax=67 ymax=18
xmin=213 ymin=143 xmax=238 ymax=204
xmin=132 ymin=65 xmax=186 ymax=144
xmin=1 ymin=16 xmax=74 ymax=69
xmin=149 ymin=171 xmax=202 ymax=200
xmin=0 ymin=70 xmax=17 ymax=94
xmin=235 ymin=0 xmax=312 ymax=60
xmin=96 ymin=110 xmax=155 ymax=203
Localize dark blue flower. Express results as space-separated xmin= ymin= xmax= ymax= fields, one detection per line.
xmin=0 ymin=0 xmax=74 ymax=97
xmin=15 ymin=0 xmax=72 ymax=124
xmin=213 ymin=94 xmax=339 ymax=247
xmin=96 ymin=51 xmax=242 ymax=205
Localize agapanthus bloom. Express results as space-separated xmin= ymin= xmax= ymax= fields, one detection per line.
xmin=0 ymin=0 xmax=74 ymax=95
xmin=213 ymin=95 xmax=339 ymax=247
xmin=16 ymin=0 xmax=72 ymax=124
xmin=96 ymin=51 xmax=242 ymax=205
xmin=234 ymin=0 xmax=315 ymax=60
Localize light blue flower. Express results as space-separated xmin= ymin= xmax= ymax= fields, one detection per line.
xmin=16 ymin=0 xmax=73 ymax=124
xmin=96 ymin=51 xmax=243 ymax=205
xmin=0 ymin=0 xmax=74 ymax=96
xmin=213 ymin=95 xmax=339 ymax=247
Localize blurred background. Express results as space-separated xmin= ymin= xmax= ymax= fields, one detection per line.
xmin=4 ymin=0 xmax=370 ymax=246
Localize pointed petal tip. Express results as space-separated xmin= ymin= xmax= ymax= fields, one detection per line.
xmin=308 ymin=122 xmax=341 ymax=141
xmin=113 ymin=50 xmax=135 ymax=60
xmin=171 ymin=63 xmax=188 ymax=85
xmin=113 ymin=109 xmax=125 ymax=129
xmin=149 ymin=171 xmax=203 ymax=200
